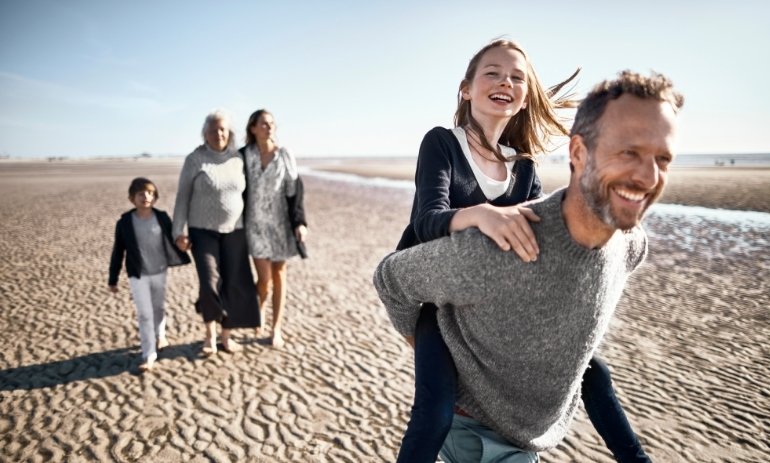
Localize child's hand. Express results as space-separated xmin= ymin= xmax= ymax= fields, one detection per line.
xmin=175 ymin=235 xmax=192 ymax=252
xmin=465 ymin=204 xmax=541 ymax=262
xmin=108 ymin=285 xmax=118 ymax=293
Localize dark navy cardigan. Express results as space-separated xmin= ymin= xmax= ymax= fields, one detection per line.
xmin=397 ymin=127 xmax=542 ymax=250
xmin=108 ymin=208 xmax=191 ymax=285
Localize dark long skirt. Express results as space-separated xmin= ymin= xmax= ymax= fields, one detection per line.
xmin=188 ymin=227 xmax=260 ymax=329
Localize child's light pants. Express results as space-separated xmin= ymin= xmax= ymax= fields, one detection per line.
xmin=128 ymin=271 xmax=167 ymax=361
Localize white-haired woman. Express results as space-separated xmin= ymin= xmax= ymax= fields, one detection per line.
xmin=173 ymin=110 xmax=260 ymax=355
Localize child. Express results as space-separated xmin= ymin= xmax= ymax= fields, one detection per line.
xmin=108 ymin=178 xmax=191 ymax=371
xmin=393 ymin=40 xmax=650 ymax=462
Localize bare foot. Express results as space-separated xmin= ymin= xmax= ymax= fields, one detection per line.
xmin=255 ymin=326 xmax=263 ymax=336
xmin=222 ymin=337 xmax=242 ymax=353
xmin=202 ymin=337 xmax=217 ymax=356
xmin=139 ymin=355 xmax=156 ymax=372
xmin=157 ymin=337 xmax=169 ymax=351
xmin=271 ymin=330 xmax=285 ymax=348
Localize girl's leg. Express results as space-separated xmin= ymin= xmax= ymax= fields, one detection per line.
xmin=269 ymin=261 xmax=287 ymax=347
xmin=128 ymin=276 xmax=157 ymax=370
xmin=150 ymin=272 xmax=168 ymax=350
xmin=581 ymin=355 xmax=651 ymax=463
xmin=397 ymin=304 xmax=457 ymax=463
xmin=254 ymin=258 xmax=272 ymax=335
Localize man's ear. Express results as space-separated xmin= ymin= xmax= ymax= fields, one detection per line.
xmin=569 ymin=135 xmax=588 ymax=176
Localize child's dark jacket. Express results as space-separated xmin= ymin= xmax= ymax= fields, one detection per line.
xmin=108 ymin=208 xmax=191 ymax=285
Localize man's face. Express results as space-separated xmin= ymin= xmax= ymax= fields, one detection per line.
xmin=576 ymin=94 xmax=678 ymax=231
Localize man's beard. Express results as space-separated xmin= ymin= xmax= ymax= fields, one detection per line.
xmin=579 ymin=155 xmax=661 ymax=231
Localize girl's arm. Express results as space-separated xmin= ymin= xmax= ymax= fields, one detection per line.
xmin=108 ymin=222 xmax=125 ymax=290
xmin=449 ymin=204 xmax=540 ymax=262
xmin=412 ymin=128 xmax=540 ymax=262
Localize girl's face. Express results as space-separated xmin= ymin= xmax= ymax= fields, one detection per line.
xmin=249 ymin=113 xmax=276 ymax=144
xmin=462 ymin=46 xmax=529 ymax=122
xmin=204 ymin=118 xmax=230 ymax=151
xmin=130 ymin=188 xmax=157 ymax=211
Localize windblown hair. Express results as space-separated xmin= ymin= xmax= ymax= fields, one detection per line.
xmin=244 ymin=109 xmax=273 ymax=147
xmin=201 ymin=109 xmax=237 ymax=150
xmin=454 ymin=39 xmax=580 ymax=162
xmin=128 ymin=177 xmax=158 ymax=200
xmin=571 ymin=70 xmax=685 ymax=152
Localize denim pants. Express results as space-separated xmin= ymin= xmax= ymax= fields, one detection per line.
xmin=398 ymin=306 xmax=651 ymax=463
xmin=128 ymin=271 xmax=167 ymax=361
xmin=396 ymin=304 xmax=456 ymax=463
xmin=439 ymin=414 xmax=538 ymax=463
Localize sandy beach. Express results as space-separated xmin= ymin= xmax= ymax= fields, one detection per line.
xmin=1 ymin=159 xmax=769 ymax=462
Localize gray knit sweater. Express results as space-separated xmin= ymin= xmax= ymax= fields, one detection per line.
xmin=373 ymin=189 xmax=647 ymax=451
xmin=172 ymin=145 xmax=246 ymax=238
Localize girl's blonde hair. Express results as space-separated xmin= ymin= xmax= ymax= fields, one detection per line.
xmin=454 ymin=39 xmax=580 ymax=162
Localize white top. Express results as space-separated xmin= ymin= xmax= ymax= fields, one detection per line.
xmin=451 ymin=127 xmax=516 ymax=201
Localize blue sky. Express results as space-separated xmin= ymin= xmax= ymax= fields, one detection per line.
xmin=1 ymin=0 xmax=768 ymax=158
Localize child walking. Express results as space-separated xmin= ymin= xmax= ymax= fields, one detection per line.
xmin=108 ymin=178 xmax=191 ymax=371
xmin=393 ymin=40 xmax=651 ymax=462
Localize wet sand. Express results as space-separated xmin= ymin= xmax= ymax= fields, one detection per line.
xmin=308 ymin=158 xmax=770 ymax=213
xmin=1 ymin=159 xmax=768 ymax=462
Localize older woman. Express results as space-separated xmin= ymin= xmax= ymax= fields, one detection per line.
xmin=173 ymin=109 xmax=260 ymax=354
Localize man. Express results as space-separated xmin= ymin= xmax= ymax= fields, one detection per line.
xmin=373 ymin=71 xmax=683 ymax=461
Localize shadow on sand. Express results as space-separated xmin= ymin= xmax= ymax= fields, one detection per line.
xmin=0 ymin=342 xmax=208 ymax=391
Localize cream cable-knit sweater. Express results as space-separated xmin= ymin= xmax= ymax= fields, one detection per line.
xmin=172 ymin=145 xmax=246 ymax=238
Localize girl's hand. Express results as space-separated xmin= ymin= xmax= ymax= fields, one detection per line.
xmin=295 ymin=225 xmax=307 ymax=243
xmin=175 ymin=235 xmax=192 ymax=252
xmin=451 ymin=204 xmax=540 ymax=262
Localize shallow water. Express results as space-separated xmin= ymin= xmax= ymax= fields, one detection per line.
xmin=301 ymin=167 xmax=770 ymax=263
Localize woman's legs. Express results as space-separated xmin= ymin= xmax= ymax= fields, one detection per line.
xmin=254 ymin=258 xmax=272 ymax=335
xmin=581 ymin=355 xmax=651 ymax=463
xmin=397 ymin=304 xmax=457 ymax=463
xmin=269 ymin=261 xmax=287 ymax=347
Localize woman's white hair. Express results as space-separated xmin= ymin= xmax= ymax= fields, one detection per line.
xmin=201 ymin=109 xmax=237 ymax=150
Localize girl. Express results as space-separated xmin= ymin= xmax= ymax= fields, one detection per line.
xmin=241 ymin=109 xmax=307 ymax=348
xmin=396 ymin=40 xmax=650 ymax=463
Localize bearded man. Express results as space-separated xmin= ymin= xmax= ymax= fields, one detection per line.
xmin=373 ymin=70 xmax=683 ymax=462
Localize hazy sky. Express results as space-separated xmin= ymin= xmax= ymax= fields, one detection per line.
xmin=1 ymin=0 xmax=768 ymax=158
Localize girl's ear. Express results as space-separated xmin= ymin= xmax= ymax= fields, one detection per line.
xmin=460 ymin=81 xmax=471 ymax=101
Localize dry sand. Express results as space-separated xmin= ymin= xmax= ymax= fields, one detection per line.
xmin=1 ymin=159 xmax=768 ymax=462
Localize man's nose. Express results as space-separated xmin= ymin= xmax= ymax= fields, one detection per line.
xmin=632 ymin=155 xmax=660 ymax=190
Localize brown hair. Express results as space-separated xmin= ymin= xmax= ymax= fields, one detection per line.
xmin=244 ymin=109 xmax=273 ymax=147
xmin=128 ymin=177 xmax=158 ymax=200
xmin=570 ymin=70 xmax=684 ymax=152
xmin=454 ymin=39 xmax=580 ymax=163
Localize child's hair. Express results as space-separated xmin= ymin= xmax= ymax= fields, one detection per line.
xmin=128 ymin=178 xmax=159 ymax=200
xmin=454 ymin=39 xmax=580 ymax=163
xmin=244 ymin=109 xmax=273 ymax=147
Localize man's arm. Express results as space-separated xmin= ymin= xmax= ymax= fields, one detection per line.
xmin=373 ymin=229 xmax=494 ymax=337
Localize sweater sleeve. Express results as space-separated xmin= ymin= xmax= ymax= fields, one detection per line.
xmin=373 ymin=229 xmax=491 ymax=336
xmin=412 ymin=128 xmax=459 ymax=243
xmin=108 ymin=221 xmax=126 ymax=286
xmin=172 ymin=153 xmax=197 ymax=239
